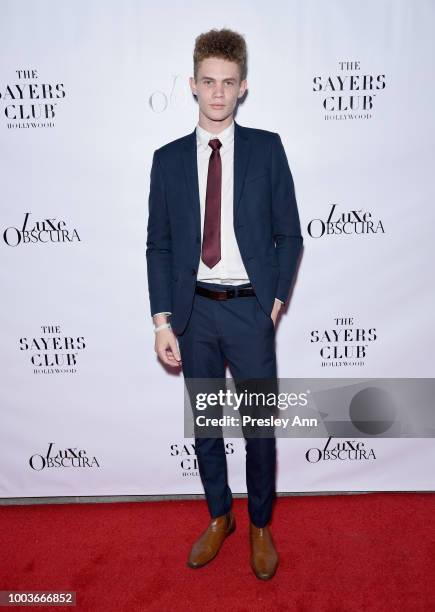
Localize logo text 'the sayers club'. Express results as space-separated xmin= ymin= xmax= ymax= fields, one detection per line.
xmin=171 ymin=442 xmax=234 ymax=477
xmin=20 ymin=325 xmax=86 ymax=375
xmin=312 ymin=60 xmax=386 ymax=119
xmin=311 ymin=317 xmax=377 ymax=367
xmin=1 ymin=69 xmax=66 ymax=129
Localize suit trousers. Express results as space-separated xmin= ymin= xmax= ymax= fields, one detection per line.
xmin=176 ymin=280 xmax=277 ymax=528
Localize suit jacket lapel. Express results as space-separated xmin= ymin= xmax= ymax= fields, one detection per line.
xmin=182 ymin=127 xmax=201 ymax=236
xmin=233 ymin=120 xmax=251 ymax=222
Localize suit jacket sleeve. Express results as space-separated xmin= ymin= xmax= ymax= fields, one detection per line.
xmin=271 ymin=132 xmax=303 ymax=305
xmin=146 ymin=150 xmax=172 ymax=317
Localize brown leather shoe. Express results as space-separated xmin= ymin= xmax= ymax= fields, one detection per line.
xmin=187 ymin=510 xmax=236 ymax=569
xmin=249 ymin=522 xmax=279 ymax=580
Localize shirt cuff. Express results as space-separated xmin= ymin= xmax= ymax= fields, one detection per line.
xmin=275 ymin=298 xmax=284 ymax=306
xmin=152 ymin=311 xmax=172 ymax=317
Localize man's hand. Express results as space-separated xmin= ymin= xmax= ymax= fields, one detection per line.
xmin=271 ymin=298 xmax=283 ymax=328
xmin=154 ymin=327 xmax=182 ymax=367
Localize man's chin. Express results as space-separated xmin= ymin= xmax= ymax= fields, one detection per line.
xmin=202 ymin=109 xmax=233 ymax=123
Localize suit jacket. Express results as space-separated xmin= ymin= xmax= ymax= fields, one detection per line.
xmin=146 ymin=120 xmax=303 ymax=336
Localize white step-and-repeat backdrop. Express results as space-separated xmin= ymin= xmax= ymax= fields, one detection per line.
xmin=1 ymin=0 xmax=434 ymax=498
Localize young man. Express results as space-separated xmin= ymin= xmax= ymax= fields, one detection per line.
xmin=146 ymin=28 xmax=303 ymax=580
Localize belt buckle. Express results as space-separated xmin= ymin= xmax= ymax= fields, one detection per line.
xmin=237 ymin=286 xmax=252 ymax=297
xmin=225 ymin=289 xmax=235 ymax=299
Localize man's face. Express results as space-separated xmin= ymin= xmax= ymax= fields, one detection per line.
xmin=189 ymin=57 xmax=247 ymax=124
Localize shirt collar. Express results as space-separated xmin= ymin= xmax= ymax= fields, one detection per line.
xmin=196 ymin=119 xmax=235 ymax=150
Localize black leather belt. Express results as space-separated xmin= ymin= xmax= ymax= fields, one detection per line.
xmin=195 ymin=285 xmax=255 ymax=300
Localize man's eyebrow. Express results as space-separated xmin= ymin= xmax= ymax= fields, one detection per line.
xmin=201 ymin=76 xmax=237 ymax=82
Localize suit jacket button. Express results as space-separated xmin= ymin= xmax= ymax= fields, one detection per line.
xmin=191 ymin=269 xmax=196 ymax=275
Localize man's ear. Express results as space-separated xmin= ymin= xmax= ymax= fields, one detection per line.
xmin=189 ymin=76 xmax=197 ymax=96
xmin=238 ymin=79 xmax=248 ymax=98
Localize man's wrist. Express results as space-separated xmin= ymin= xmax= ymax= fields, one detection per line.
xmin=152 ymin=312 xmax=171 ymax=326
xmin=154 ymin=322 xmax=171 ymax=333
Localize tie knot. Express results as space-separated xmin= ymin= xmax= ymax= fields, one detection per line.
xmin=208 ymin=138 xmax=222 ymax=151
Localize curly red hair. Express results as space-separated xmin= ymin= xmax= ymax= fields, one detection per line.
xmin=193 ymin=28 xmax=248 ymax=81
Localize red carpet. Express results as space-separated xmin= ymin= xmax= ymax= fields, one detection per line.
xmin=0 ymin=493 xmax=434 ymax=611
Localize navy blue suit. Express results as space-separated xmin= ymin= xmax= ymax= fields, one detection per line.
xmin=146 ymin=121 xmax=303 ymax=527
xmin=146 ymin=121 xmax=303 ymax=335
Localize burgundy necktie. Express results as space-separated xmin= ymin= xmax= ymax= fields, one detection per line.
xmin=201 ymin=138 xmax=222 ymax=268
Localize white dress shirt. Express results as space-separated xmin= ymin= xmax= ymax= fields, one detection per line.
xmin=152 ymin=120 xmax=283 ymax=319
xmin=196 ymin=119 xmax=250 ymax=284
